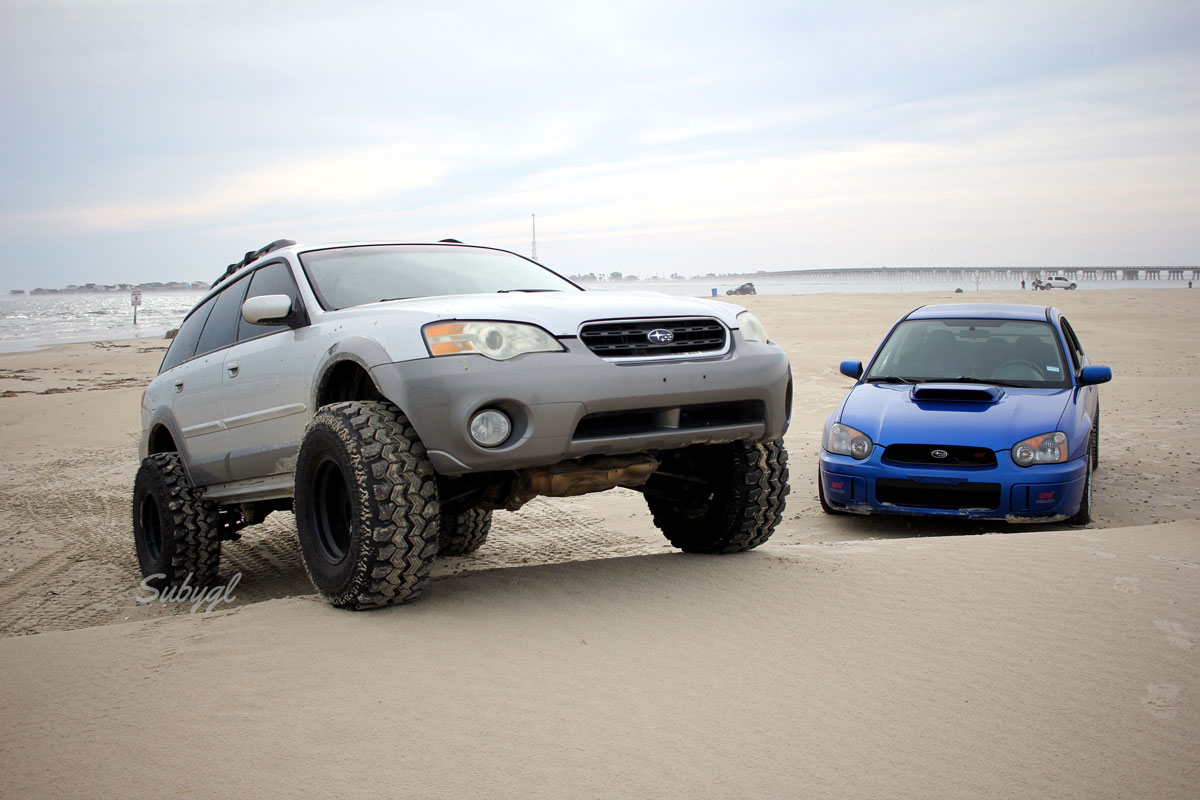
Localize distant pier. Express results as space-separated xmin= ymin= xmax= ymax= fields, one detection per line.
xmin=752 ymin=266 xmax=1200 ymax=284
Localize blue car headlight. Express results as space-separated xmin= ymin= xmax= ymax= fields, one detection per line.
xmin=826 ymin=422 xmax=873 ymax=460
xmin=1011 ymin=431 xmax=1068 ymax=466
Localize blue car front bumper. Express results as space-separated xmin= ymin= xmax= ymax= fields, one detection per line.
xmin=818 ymin=448 xmax=1088 ymax=522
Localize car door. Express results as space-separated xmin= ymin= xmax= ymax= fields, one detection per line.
xmin=220 ymin=259 xmax=322 ymax=482
xmin=1058 ymin=314 xmax=1098 ymax=452
xmin=170 ymin=277 xmax=250 ymax=485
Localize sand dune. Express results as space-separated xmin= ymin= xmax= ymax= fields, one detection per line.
xmin=1 ymin=289 xmax=1198 ymax=797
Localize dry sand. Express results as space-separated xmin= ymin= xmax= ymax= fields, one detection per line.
xmin=1 ymin=289 xmax=1198 ymax=798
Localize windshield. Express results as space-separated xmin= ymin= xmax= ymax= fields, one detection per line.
xmin=299 ymin=244 xmax=581 ymax=310
xmin=864 ymin=318 xmax=1071 ymax=388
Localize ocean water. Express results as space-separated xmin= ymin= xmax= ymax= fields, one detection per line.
xmin=0 ymin=291 xmax=207 ymax=352
xmin=0 ymin=278 xmax=1191 ymax=353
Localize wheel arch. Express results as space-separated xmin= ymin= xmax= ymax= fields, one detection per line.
xmin=147 ymin=423 xmax=179 ymax=455
xmin=312 ymin=352 xmax=386 ymax=412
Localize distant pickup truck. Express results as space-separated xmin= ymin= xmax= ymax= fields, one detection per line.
xmin=1032 ymin=276 xmax=1077 ymax=290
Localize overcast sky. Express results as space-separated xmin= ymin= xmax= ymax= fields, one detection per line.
xmin=1 ymin=0 xmax=1197 ymax=286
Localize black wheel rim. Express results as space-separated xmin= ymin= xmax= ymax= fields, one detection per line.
xmin=139 ymin=493 xmax=164 ymax=562
xmin=310 ymin=456 xmax=353 ymax=564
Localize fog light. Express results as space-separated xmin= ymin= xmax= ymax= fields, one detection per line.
xmin=469 ymin=409 xmax=511 ymax=447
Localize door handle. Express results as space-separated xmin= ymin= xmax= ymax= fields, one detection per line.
xmin=226 ymin=361 xmax=241 ymax=378
xmin=173 ymin=380 xmax=184 ymax=392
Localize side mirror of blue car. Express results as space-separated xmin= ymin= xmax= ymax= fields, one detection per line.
xmin=1078 ymin=365 xmax=1112 ymax=386
xmin=839 ymin=360 xmax=863 ymax=379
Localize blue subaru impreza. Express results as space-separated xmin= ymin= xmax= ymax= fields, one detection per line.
xmin=818 ymin=304 xmax=1111 ymax=524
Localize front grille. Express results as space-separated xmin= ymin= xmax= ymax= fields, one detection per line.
xmin=579 ymin=318 xmax=727 ymax=358
xmin=573 ymin=401 xmax=764 ymax=441
xmin=883 ymin=444 xmax=997 ymax=467
xmin=875 ymin=478 xmax=1001 ymax=510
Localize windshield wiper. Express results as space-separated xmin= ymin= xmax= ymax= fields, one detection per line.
xmin=378 ymin=297 xmax=412 ymax=303
xmin=864 ymin=375 xmax=916 ymax=384
xmin=497 ymin=289 xmax=561 ymax=293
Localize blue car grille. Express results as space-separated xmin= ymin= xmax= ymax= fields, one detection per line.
xmin=883 ymin=444 xmax=997 ymax=467
xmin=579 ymin=318 xmax=726 ymax=358
xmin=876 ymin=478 xmax=1001 ymax=510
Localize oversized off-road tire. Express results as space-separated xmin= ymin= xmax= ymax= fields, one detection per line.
xmin=132 ymin=452 xmax=221 ymax=589
xmin=438 ymin=507 xmax=492 ymax=556
xmin=643 ymin=439 xmax=789 ymax=553
xmin=294 ymin=401 xmax=440 ymax=609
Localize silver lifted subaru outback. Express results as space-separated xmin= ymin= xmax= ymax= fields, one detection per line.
xmin=133 ymin=239 xmax=792 ymax=609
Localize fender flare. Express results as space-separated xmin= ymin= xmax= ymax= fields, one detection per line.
xmin=142 ymin=407 xmax=198 ymax=484
xmin=310 ymin=336 xmax=394 ymax=412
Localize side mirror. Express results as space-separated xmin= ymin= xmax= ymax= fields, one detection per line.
xmin=1078 ymin=365 xmax=1112 ymax=386
xmin=839 ymin=359 xmax=863 ymax=379
xmin=242 ymin=294 xmax=294 ymax=326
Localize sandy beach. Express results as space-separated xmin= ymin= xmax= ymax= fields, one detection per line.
xmin=1 ymin=289 xmax=1198 ymax=798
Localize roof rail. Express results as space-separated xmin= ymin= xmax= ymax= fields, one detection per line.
xmin=212 ymin=239 xmax=296 ymax=288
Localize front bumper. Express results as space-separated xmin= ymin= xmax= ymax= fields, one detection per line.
xmin=371 ymin=335 xmax=792 ymax=476
xmin=818 ymin=447 xmax=1088 ymax=522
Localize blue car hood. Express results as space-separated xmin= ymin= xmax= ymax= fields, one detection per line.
xmin=839 ymin=383 xmax=1072 ymax=450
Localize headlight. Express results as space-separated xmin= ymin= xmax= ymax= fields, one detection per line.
xmin=423 ymin=321 xmax=565 ymax=360
xmin=826 ymin=422 xmax=873 ymax=460
xmin=1011 ymin=431 xmax=1068 ymax=466
xmin=737 ymin=311 xmax=769 ymax=343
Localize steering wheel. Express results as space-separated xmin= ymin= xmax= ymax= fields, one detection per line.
xmin=993 ymin=360 xmax=1044 ymax=380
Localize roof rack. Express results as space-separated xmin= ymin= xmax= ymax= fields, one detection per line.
xmin=212 ymin=239 xmax=296 ymax=288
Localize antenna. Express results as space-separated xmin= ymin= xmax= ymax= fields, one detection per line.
xmin=531 ymin=213 xmax=537 ymax=261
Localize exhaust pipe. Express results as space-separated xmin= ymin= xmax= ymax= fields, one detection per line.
xmin=503 ymin=454 xmax=660 ymax=511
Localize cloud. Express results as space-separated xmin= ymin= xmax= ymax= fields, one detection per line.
xmin=2 ymin=0 xmax=1199 ymax=286
xmin=0 ymin=145 xmax=448 ymax=234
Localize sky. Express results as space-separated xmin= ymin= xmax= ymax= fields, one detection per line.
xmin=1 ymin=0 xmax=1197 ymax=287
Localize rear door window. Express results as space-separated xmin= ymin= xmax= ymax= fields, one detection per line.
xmin=195 ymin=276 xmax=251 ymax=357
xmin=159 ymin=295 xmax=217 ymax=373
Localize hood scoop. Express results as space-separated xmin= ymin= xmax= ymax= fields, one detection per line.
xmin=911 ymin=384 xmax=1003 ymax=404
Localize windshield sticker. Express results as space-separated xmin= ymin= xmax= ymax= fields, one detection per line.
xmin=1045 ymin=365 xmax=1061 ymax=373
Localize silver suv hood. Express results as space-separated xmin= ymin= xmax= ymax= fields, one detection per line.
xmin=346 ymin=290 xmax=747 ymax=336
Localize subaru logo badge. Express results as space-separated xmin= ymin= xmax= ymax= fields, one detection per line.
xmin=647 ymin=328 xmax=675 ymax=344
xmin=931 ymin=449 xmax=949 ymax=460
